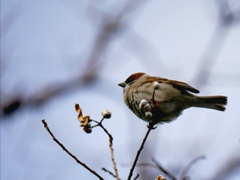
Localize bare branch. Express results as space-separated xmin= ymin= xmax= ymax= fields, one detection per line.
xmin=102 ymin=167 xmax=121 ymax=180
xmin=93 ymin=119 xmax=120 ymax=180
xmin=127 ymin=123 xmax=155 ymax=180
xmin=41 ymin=119 xmax=104 ymax=180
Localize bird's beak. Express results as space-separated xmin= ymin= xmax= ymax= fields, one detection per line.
xmin=118 ymin=82 xmax=126 ymax=88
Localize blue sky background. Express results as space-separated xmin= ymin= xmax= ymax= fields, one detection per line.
xmin=1 ymin=0 xmax=240 ymax=179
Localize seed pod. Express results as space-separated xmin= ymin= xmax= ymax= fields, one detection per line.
xmin=83 ymin=123 xmax=92 ymax=133
xmin=101 ymin=109 xmax=112 ymax=119
xmin=143 ymin=103 xmax=151 ymax=112
xmin=145 ymin=111 xmax=152 ymax=119
xmin=153 ymin=81 xmax=161 ymax=90
xmin=83 ymin=127 xmax=92 ymax=134
xmin=139 ymin=99 xmax=148 ymax=109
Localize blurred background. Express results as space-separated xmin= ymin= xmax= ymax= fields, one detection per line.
xmin=1 ymin=0 xmax=240 ymax=179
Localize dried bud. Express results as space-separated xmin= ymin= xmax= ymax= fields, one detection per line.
xmin=153 ymin=81 xmax=161 ymax=90
xmin=145 ymin=111 xmax=152 ymax=118
xmin=78 ymin=113 xmax=84 ymax=123
xmin=75 ymin=104 xmax=81 ymax=113
xmin=80 ymin=114 xmax=90 ymax=127
xmin=143 ymin=103 xmax=151 ymax=112
xmin=101 ymin=109 xmax=112 ymax=119
xmin=83 ymin=114 xmax=90 ymax=121
xmin=76 ymin=104 xmax=84 ymax=123
xmin=155 ymin=175 xmax=166 ymax=180
xmin=80 ymin=121 xmax=88 ymax=127
xmin=139 ymin=99 xmax=148 ymax=109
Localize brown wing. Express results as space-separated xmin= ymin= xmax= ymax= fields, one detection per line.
xmin=147 ymin=76 xmax=200 ymax=93
xmin=165 ymin=79 xmax=199 ymax=93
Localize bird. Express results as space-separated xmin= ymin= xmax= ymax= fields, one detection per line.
xmin=118 ymin=72 xmax=227 ymax=124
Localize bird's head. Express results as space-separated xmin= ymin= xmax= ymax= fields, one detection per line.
xmin=118 ymin=72 xmax=145 ymax=88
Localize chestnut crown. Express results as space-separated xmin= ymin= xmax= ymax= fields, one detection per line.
xmin=118 ymin=72 xmax=145 ymax=88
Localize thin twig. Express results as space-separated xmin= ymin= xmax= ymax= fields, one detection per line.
xmin=94 ymin=119 xmax=120 ymax=180
xmin=151 ymin=158 xmax=176 ymax=180
xmin=180 ymin=155 xmax=206 ymax=180
xmin=133 ymin=173 xmax=139 ymax=180
xmin=127 ymin=123 xmax=154 ymax=180
xmin=102 ymin=167 xmax=121 ymax=179
xmin=41 ymin=119 xmax=104 ymax=180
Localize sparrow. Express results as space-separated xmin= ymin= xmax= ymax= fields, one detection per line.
xmin=118 ymin=72 xmax=227 ymax=124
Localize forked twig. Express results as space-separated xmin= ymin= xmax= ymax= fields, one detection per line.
xmin=102 ymin=167 xmax=121 ymax=179
xmin=127 ymin=123 xmax=155 ymax=180
xmin=41 ymin=119 xmax=104 ymax=180
xmin=92 ymin=119 xmax=120 ymax=180
xmin=180 ymin=155 xmax=206 ymax=180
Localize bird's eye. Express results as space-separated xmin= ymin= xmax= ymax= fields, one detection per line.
xmin=126 ymin=78 xmax=134 ymax=84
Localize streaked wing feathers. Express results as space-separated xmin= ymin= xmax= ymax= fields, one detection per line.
xmin=166 ymin=80 xmax=199 ymax=93
xmin=147 ymin=76 xmax=200 ymax=93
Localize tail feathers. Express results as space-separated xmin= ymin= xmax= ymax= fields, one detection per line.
xmin=195 ymin=96 xmax=227 ymax=111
